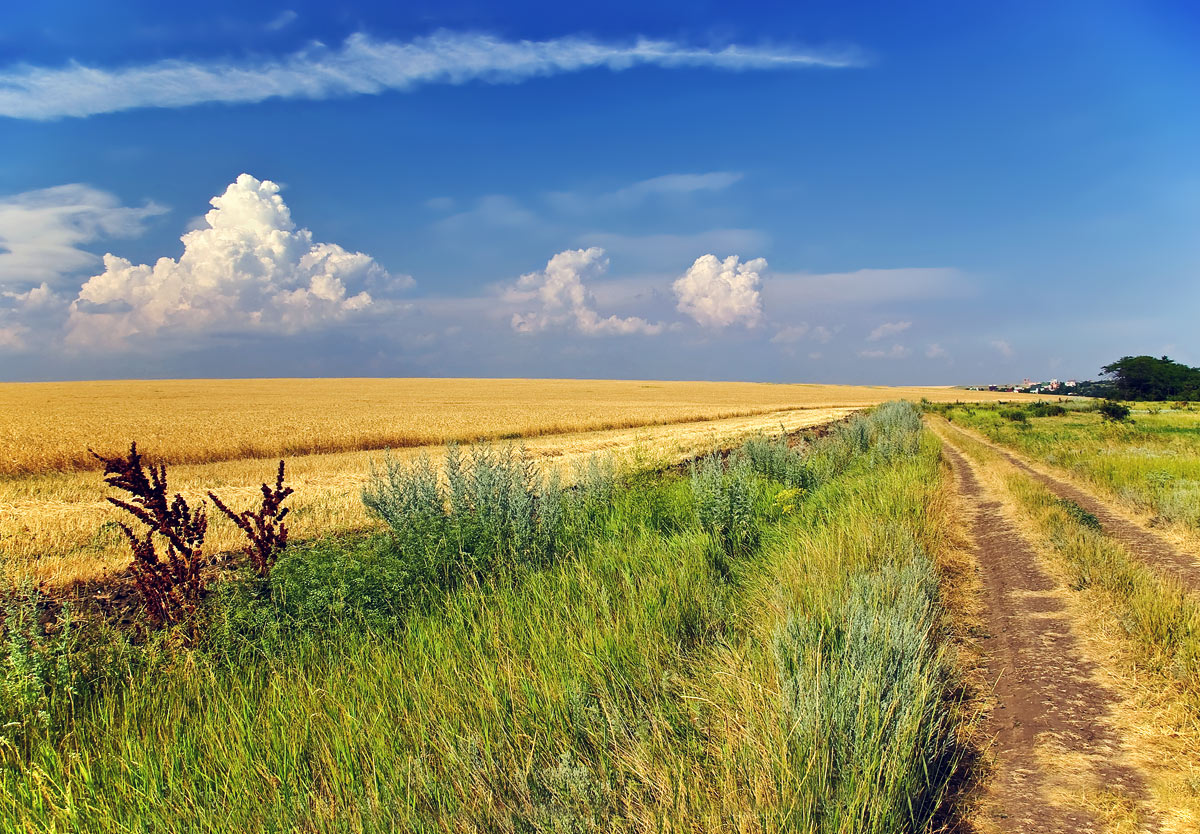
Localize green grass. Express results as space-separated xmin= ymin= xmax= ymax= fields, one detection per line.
xmin=0 ymin=403 xmax=967 ymax=833
xmin=938 ymin=423 xmax=1200 ymax=818
xmin=929 ymin=401 xmax=1200 ymax=530
xmin=1005 ymin=475 xmax=1200 ymax=700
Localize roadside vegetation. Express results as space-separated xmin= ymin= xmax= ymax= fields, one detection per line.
xmin=0 ymin=402 xmax=972 ymax=832
xmin=933 ymin=421 xmax=1200 ymax=823
xmin=925 ymin=399 xmax=1200 ymax=533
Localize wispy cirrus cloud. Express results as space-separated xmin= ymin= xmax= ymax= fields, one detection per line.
xmin=265 ymin=10 xmax=298 ymax=32
xmin=546 ymin=171 xmax=744 ymax=213
xmin=765 ymin=268 xmax=967 ymax=306
xmin=859 ymin=344 xmax=911 ymax=360
xmin=0 ymin=31 xmax=865 ymax=120
xmin=0 ymin=184 xmax=164 ymax=290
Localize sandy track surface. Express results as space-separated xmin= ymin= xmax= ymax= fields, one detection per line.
xmin=938 ymin=432 xmax=1158 ymax=832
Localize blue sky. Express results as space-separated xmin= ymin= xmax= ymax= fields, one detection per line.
xmin=0 ymin=0 xmax=1196 ymax=383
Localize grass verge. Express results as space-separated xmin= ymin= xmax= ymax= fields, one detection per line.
xmin=0 ymin=403 xmax=969 ymax=832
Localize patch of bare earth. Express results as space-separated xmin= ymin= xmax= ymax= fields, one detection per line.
xmin=940 ymin=440 xmax=1159 ymax=833
xmin=943 ymin=421 xmax=1200 ymax=593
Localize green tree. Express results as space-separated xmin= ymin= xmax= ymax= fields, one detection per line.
xmin=1100 ymin=355 xmax=1200 ymax=401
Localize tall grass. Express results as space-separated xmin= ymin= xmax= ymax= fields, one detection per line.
xmin=1008 ymin=478 xmax=1200 ymax=695
xmin=931 ymin=402 xmax=1200 ymax=531
xmin=0 ymin=401 xmax=966 ymax=833
xmin=775 ymin=554 xmax=959 ymax=833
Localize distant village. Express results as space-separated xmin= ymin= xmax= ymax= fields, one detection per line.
xmin=964 ymin=378 xmax=1096 ymax=395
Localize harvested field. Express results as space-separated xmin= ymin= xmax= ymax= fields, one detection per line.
xmin=0 ymin=379 xmax=1033 ymax=588
xmin=3 ymin=404 xmax=851 ymax=587
xmin=0 ymin=377 xmax=1034 ymax=476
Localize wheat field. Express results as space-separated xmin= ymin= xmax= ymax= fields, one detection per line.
xmin=0 ymin=377 xmax=1030 ymax=476
xmin=1 ymin=378 xmax=1033 ymax=587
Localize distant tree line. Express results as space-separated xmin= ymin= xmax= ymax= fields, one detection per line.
xmin=1100 ymin=355 xmax=1200 ymax=401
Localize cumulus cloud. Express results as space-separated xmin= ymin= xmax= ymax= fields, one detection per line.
xmin=0 ymin=184 xmax=164 ymax=291
xmin=0 ymin=325 xmax=24 ymax=349
xmin=66 ymin=174 xmax=408 ymax=347
xmin=0 ymin=32 xmax=865 ymax=120
xmin=0 ymin=282 xmax=69 ymax=352
xmin=508 ymin=247 xmax=663 ymax=336
xmin=925 ymin=343 xmax=948 ymax=359
xmin=673 ymin=254 xmax=766 ymax=329
xmin=867 ymin=320 xmax=911 ymax=341
xmin=859 ymin=344 xmax=911 ymax=359
xmin=4 ymin=282 xmax=61 ymax=310
xmin=990 ymin=339 xmax=1014 ymax=358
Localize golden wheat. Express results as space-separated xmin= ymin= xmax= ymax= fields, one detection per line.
xmin=0 ymin=377 xmax=1030 ymax=476
xmin=0 ymin=378 xmax=1035 ymax=587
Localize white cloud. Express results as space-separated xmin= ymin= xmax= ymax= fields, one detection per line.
xmin=0 ymin=325 xmax=24 ymax=349
xmin=859 ymin=344 xmax=911 ymax=359
xmin=0 ymin=184 xmax=164 ymax=290
xmin=770 ymin=323 xmax=810 ymax=344
xmin=673 ymin=254 xmax=766 ymax=329
xmin=925 ymin=343 xmax=947 ymax=359
xmin=66 ymin=174 xmax=408 ymax=347
xmin=990 ymin=339 xmax=1014 ymax=358
xmin=810 ymin=325 xmax=836 ymax=344
xmin=3 ymin=282 xmax=61 ymax=310
xmin=867 ymin=320 xmax=911 ymax=341
xmin=508 ymin=247 xmax=663 ymax=336
xmin=770 ymin=322 xmax=841 ymax=352
xmin=615 ymin=171 xmax=742 ymax=199
xmin=265 ymin=10 xmax=298 ymax=31
xmin=765 ymin=268 xmax=966 ymax=307
xmin=434 ymin=195 xmax=538 ymax=233
xmin=549 ymin=171 xmax=744 ymax=213
xmin=0 ymin=32 xmax=865 ymax=120
xmin=0 ymin=283 xmax=68 ymax=353
xmin=579 ymin=229 xmax=767 ymax=269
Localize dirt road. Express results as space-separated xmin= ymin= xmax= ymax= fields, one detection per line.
xmin=939 ymin=419 xmax=1200 ymax=594
xmin=937 ymin=431 xmax=1159 ymax=832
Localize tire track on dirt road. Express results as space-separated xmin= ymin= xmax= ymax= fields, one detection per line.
xmin=939 ymin=419 xmax=1200 ymax=594
xmin=938 ymin=436 xmax=1159 ymax=833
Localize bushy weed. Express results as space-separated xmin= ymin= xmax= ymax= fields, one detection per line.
xmin=690 ymin=453 xmax=759 ymax=574
xmin=363 ymin=444 xmax=572 ymax=592
xmin=774 ymin=553 xmax=960 ymax=833
xmin=741 ymin=431 xmax=815 ymax=491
